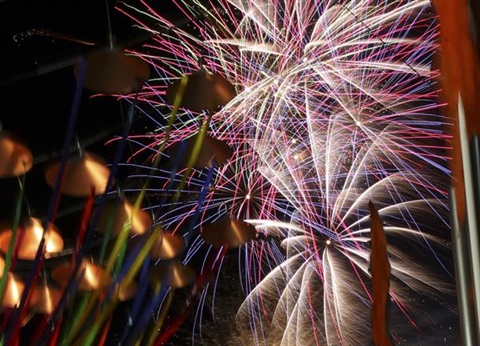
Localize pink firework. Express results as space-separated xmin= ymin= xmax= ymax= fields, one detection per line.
xmin=116 ymin=0 xmax=457 ymax=345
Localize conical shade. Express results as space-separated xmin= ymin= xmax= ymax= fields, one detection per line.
xmin=75 ymin=49 xmax=150 ymax=94
xmin=167 ymin=134 xmax=233 ymax=169
xmin=201 ymin=217 xmax=257 ymax=248
xmin=0 ymin=274 xmax=25 ymax=309
xmin=51 ymin=259 xmax=110 ymax=291
xmin=44 ymin=151 xmax=110 ymax=197
xmin=0 ymin=130 xmax=33 ymax=178
xmin=28 ymin=283 xmax=64 ymax=314
xmin=165 ymin=69 xmax=236 ymax=112
xmin=130 ymin=228 xmax=186 ymax=261
xmin=113 ymin=280 xmax=138 ymax=301
xmin=0 ymin=217 xmax=64 ymax=260
xmin=150 ymin=231 xmax=185 ymax=260
xmin=94 ymin=197 xmax=153 ymax=236
xmin=148 ymin=260 xmax=196 ymax=288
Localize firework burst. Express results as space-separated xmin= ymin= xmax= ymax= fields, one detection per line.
xmin=116 ymin=0 xmax=456 ymax=344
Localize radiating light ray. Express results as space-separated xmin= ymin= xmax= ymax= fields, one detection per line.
xmin=115 ymin=0 xmax=457 ymax=345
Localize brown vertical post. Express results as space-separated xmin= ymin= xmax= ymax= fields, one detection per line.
xmin=432 ymin=0 xmax=480 ymax=344
xmin=369 ymin=201 xmax=392 ymax=346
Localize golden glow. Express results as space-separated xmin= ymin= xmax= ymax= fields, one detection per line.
xmin=0 ymin=217 xmax=64 ymax=260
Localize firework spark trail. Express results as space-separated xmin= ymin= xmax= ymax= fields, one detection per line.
xmin=117 ymin=0 xmax=456 ymax=345
xmin=121 ymin=142 xmax=291 ymax=240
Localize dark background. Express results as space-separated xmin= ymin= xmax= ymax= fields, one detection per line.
xmin=0 ymin=0 xmax=171 ymax=224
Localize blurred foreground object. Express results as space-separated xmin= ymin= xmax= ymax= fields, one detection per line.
xmin=0 ymin=129 xmax=33 ymax=178
xmin=74 ymin=49 xmax=150 ymax=95
xmin=369 ymin=201 xmax=392 ymax=346
xmin=433 ymin=0 xmax=480 ymax=344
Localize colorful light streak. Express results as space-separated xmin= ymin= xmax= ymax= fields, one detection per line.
xmin=110 ymin=0 xmax=459 ymax=344
xmin=0 ymin=1 xmax=455 ymax=345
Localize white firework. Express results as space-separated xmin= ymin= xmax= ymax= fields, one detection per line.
xmin=117 ymin=0 xmax=456 ymax=344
